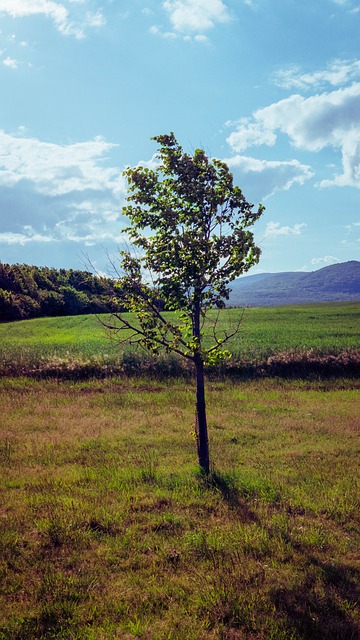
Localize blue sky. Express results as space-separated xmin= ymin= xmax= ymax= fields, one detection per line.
xmin=0 ymin=0 xmax=359 ymax=276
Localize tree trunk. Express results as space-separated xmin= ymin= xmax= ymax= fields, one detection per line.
xmin=194 ymin=352 xmax=210 ymax=475
xmin=193 ymin=295 xmax=210 ymax=474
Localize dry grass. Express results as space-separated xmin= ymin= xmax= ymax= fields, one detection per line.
xmin=0 ymin=377 xmax=359 ymax=639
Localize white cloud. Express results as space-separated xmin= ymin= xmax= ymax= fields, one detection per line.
xmin=0 ymin=0 xmax=105 ymax=39
xmin=311 ymin=256 xmax=340 ymax=265
xmin=0 ymin=228 xmax=55 ymax=245
xmin=162 ymin=0 xmax=230 ymax=33
xmin=226 ymin=119 xmax=276 ymax=152
xmin=0 ymin=0 xmax=67 ymax=24
xmin=342 ymin=220 xmax=360 ymax=246
xmin=227 ymin=82 xmax=360 ymax=189
xmin=149 ymin=24 xmax=179 ymax=40
xmin=265 ymin=222 xmax=307 ymax=238
xmin=223 ymin=154 xmax=314 ymax=199
xmin=0 ymin=130 xmax=126 ymax=247
xmin=83 ymin=10 xmax=105 ymax=29
xmin=273 ymin=59 xmax=360 ymax=91
xmin=2 ymin=56 xmax=18 ymax=68
xmin=0 ymin=131 xmax=123 ymax=196
xmin=345 ymin=220 xmax=360 ymax=231
xmin=55 ymin=219 xmax=124 ymax=246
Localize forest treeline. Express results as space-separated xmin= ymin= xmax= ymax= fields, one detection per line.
xmin=0 ymin=263 xmax=122 ymax=322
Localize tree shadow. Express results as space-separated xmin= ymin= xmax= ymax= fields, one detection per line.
xmin=272 ymin=555 xmax=360 ymax=639
xmin=203 ymin=469 xmax=260 ymax=523
xmin=198 ymin=466 xmax=359 ymax=638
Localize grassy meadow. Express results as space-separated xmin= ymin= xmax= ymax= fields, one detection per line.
xmin=0 ymin=376 xmax=359 ymax=639
xmin=0 ymin=302 xmax=359 ymax=378
xmin=0 ymin=303 xmax=359 ymax=638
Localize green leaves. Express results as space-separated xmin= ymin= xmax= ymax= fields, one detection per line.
xmin=114 ymin=133 xmax=265 ymax=362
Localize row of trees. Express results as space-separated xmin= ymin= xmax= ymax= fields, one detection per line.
xmin=0 ymin=263 xmax=120 ymax=322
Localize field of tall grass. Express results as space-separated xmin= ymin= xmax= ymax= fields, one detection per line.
xmin=1 ymin=303 xmax=359 ymax=638
xmin=1 ymin=302 xmax=359 ymax=379
xmin=0 ymin=376 xmax=359 ymax=639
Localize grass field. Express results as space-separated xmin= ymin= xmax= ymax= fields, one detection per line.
xmin=1 ymin=304 xmax=359 ymax=638
xmin=1 ymin=302 xmax=359 ymax=378
xmin=0 ymin=376 xmax=359 ymax=639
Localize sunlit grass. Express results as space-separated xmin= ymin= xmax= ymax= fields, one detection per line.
xmin=0 ymin=377 xmax=359 ymax=638
xmin=0 ymin=302 xmax=359 ymax=379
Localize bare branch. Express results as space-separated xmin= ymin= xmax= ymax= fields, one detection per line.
xmin=205 ymin=307 xmax=245 ymax=355
xmin=100 ymin=312 xmax=194 ymax=361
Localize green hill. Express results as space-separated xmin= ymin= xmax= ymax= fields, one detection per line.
xmin=228 ymin=261 xmax=360 ymax=306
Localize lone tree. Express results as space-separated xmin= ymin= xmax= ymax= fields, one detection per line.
xmin=107 ymin=133 xmax=264 ymax=475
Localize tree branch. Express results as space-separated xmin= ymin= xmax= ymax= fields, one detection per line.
xmin=101 ymin=312 xmax=194 ymax=361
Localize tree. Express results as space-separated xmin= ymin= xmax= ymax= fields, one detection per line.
xmin=106 ymin=133 xmax=264 ymax=474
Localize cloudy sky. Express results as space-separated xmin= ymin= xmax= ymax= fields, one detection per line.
xmin=0 ymin=0 xmax=359 ymax=275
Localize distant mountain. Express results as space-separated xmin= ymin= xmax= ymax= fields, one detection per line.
xmin=227 ymin=261 xmax=360 ymax=307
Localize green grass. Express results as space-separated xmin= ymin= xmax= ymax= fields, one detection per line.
xmin=0 ymin=302 xmax=359 ymax=378
xmin=0 ymin=376 xmax=359 ymax=638
xmin=0 ymin=304 xmax=359 ymax=637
